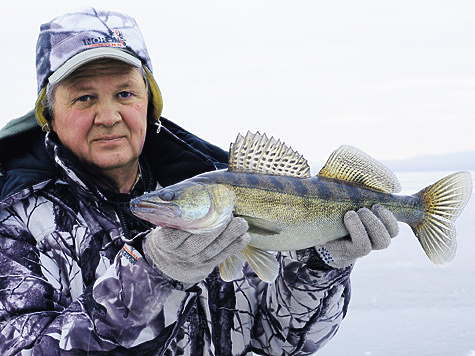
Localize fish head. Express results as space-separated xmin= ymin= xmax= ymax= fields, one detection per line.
xmin=130 ymin=180 xmax=236 ymax=234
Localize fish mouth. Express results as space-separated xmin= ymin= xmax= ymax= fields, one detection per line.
xmin=130 ymin=198 xmax=182 ymax=225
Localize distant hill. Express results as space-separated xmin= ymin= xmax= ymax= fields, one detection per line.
xmin=382 ymin=151 xmax=475 ymax=172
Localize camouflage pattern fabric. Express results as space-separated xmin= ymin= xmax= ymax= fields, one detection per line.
xmin=0 ymin=131 xmax=352 ymax=355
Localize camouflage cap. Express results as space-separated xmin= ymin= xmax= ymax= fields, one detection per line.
xmin=35 ymin=8 xmax=162 ymax=129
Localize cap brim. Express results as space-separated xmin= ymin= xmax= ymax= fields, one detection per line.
xmin=48 ymin=47 xmax=142 ymax=85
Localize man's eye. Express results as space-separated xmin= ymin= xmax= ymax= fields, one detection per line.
xmin=76 ymin=95 xmax=92 ymax=102
xmin=118 ymin=91 xmax=134 ymax=99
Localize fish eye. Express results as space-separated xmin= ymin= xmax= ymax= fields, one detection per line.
xmin=159 ymin=190 xmax=175 ymax=201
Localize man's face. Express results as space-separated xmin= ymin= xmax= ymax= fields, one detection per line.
xmin=51 ymin=61 xmax=149 ymax=178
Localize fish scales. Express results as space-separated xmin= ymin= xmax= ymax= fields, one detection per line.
xmin=192 ymin=170 xmax=424 ymax=251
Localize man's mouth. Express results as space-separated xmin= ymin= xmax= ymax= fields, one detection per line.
xmin=93 ymin=135 xmax=125 ymax=142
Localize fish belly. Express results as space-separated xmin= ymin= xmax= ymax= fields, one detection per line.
xmin=248 ymin=220 xmax=348 ymax=251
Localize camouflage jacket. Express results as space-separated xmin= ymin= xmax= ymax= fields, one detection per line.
xmin=0 ymin=115 xmax=352 ymax=355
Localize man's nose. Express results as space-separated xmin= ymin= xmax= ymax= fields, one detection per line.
xmin=94 ymin=101 xmax=122 ymax=126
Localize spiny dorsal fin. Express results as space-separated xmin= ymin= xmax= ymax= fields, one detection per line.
xmin=318 ymin=145 xmax=401 ymax=193
xmin=229 ymin=131 xmax=311 ymax=178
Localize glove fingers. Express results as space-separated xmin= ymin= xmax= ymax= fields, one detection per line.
xmin=176 ymin=231 xmax=221 ymax=256
xmin=203 ymin=232 xmax=251 ymax=265
xmin=220 ymin=217 xmax=249 ymax=238
xmin=356 ymin=207 xmax=391 ymax=250
xmin=199 ymin=219 xmax=250 ymax=261
xmin=143 ymin=216 xmax=250 ymax=284
xmin=176 ymin=216 xmax=249 ymax=257
xmin=155 ymin=232 xmax=250 ymax=281
xmin=344 ymin=210 xmax=372 ymax=255
xmin=372 ymin=204 xmax=399 ymax=238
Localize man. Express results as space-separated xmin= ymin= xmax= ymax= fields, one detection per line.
xmin=0 ymin=8 xmax=398 ymax=355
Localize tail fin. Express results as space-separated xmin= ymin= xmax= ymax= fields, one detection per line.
xmin=412 ymin=171 xmax=472 ymax=265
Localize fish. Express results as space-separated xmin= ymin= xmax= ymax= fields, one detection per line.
xmin=130 ymin=131 xmax=473 ymax=283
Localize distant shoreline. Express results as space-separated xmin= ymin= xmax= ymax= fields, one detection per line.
xmin=382 ymin=151 xmax=475 ymax=172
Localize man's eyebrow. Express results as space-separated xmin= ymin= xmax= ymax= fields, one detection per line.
xmin=66 ymin=80 xmax=135 ymax=93
xmin=115 ymin=81 xmax=136 ymax=90
xmin=68 ymin=84 xmax=95 ymax=92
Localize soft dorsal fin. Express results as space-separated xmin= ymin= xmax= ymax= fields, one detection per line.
xmin=318 ymin=145 xmax=401 ymax=193
xmin=228 ymin=131 xmax=311 ymax=178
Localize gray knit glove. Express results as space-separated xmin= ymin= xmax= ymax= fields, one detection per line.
xmin=316 ymin=204 xmax=399 ymax=269
xmin=143 ymin=217 xmax=251 ymax=284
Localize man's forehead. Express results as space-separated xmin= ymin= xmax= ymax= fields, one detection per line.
xmin=61 ymin=63 xmax=143 ymax=89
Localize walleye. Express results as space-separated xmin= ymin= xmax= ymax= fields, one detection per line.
xmin=131 ymin=132 xmax=472 ymax=283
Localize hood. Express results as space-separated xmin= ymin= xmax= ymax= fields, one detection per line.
xmin=0 ymin=115 xmax=56 ymax=201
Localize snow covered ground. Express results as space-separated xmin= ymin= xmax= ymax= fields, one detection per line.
xmin=317 ymin=171 xmax=475 ymax=356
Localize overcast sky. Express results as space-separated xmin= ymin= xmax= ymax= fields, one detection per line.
xmin=1 ymin=0 xmax=474 ymax=165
